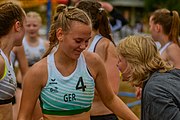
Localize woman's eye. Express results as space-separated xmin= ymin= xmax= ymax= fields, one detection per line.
xmin=85 ymin=40 xmax=89 ymax=43
xmin=76 ymin=40 xmax=81 ymax=43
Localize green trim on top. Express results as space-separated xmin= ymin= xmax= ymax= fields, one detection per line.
xmin=42 ymin=106 xmax=91 ymax=115
xmin=0 ymin=62 xmax=7 ymax=80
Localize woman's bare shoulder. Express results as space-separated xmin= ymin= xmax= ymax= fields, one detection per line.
xmin=27 ymin=58 xmax=47 ymax=76
xmin=83 ymin=51 xmax=102 ymax=65
xmin=166 ymin=43 xmax=180 ymax=55
xmin=83 ymin=51 xmax=104 ymax=77
xmin=96 ymin=37 xmax=111 ymax=50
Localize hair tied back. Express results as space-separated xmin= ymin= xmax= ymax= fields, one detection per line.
xmin=170 ymin=11 xmax=173 ymax=16
xmin=56 ymin=4 xmax=67 ymax=13
xmin=98 ymin=8 xmax=104 ymax=13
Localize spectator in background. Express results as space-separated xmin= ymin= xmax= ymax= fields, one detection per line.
xmin=23 ymin=11 xmax=49 ymax=67
xmin=99 ymin=1 xmax=128 ymax=43
xmin=99 ymin=1 xmax=128 ymax=31
xmin=149 ymin=8 xmax=180 ymax=68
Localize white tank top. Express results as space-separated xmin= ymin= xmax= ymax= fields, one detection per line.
xmin=159 ymin=42 xmax=172 ymax=55
xmin=40 ymin=53 xmax=95 ymax=115
xmin=10 ymin=51 xmax=16 ymax=65
xmin=23 ymin=37 xmax=46 ymax=66
xmin=0 ymin=49 xmax=16 ymax=100
xmin=88 ymin=34 xmax=103 ymax=52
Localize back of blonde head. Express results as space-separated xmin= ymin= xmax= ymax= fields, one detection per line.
xmin=117 ymin=35 xmax=172 ymax=86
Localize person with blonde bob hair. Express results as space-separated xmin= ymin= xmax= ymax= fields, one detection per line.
xmin=116 ymin=35 xmax=180 ymax=119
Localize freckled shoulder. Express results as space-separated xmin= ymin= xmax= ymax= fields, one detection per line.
xmin=83 ymin=51 xmax=104 ymax=78
xmin=83 ymin=51 xmax=102 ymax=66
xmin=30 ymin=57 xmax=47 ymax=72
xmin=25 ymin=57 xmax=48 ymax=86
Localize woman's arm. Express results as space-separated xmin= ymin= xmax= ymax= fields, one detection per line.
xmin=15 ymin=46 xmax=28 ymax=78
xmin=18 ymin=59 xmax=47 ymax=120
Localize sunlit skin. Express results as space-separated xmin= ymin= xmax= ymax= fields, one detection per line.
xmin=117 ymin=55 xmax=131 ymax=82
xmin=57 ymin=21 xmax=91 ymax=61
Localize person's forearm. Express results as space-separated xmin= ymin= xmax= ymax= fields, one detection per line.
xmin=18 ymin=115 xmax=31 ymax=120
xmin=106 ymin=95 xmax=139 ymax=120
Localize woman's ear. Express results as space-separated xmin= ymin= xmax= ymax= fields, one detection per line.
xmin=56 ymin=28 xmax=63 ymax=42
xmin=155 ymin=24 xmax=161 ymax=33
xmin=14 ymin=21 xmax=21 ymax=32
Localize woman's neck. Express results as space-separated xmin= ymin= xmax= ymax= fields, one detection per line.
xmin=0 ymin=36 xmax=13 ymax=56
xmin=54 ymin=50 xmax=78 ymax=76
xmin=88 ymin=30 xmax=100 ymax=48
xmin=54 ymin=50 xmax=77 ymax=67
xmin=159 ymin=35 xmax=170 ymax=47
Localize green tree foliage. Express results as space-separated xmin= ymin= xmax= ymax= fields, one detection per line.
xmin=144 ymin=0 xmax=180 ymax=13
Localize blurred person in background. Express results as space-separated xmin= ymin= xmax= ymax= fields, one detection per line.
xmin=149 ymin=8 xmax=180 ymax=68
xmin=95 ymin=0 xmax=128 ymax=44
xmin=23 ymin=11 xmax=49 ymax=67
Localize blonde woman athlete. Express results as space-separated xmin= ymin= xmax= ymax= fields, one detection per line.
xmin=18 ymin=4 xmax=138 ymax=120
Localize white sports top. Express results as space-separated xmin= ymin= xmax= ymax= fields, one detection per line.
xmin=23 ymin=37 xmax=46 ymax=66
xmin=10 ymin=51 xmax=16 ymax=65
xmin=40 ymin=53 xmax=95 ymax=115
xmin=159 ymin=42 xmax=172 ymax=55
xmin=0 ymin=49 xmax=16 ymax=100
xmin=88 ymin=34 xmax=103 ymax=52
